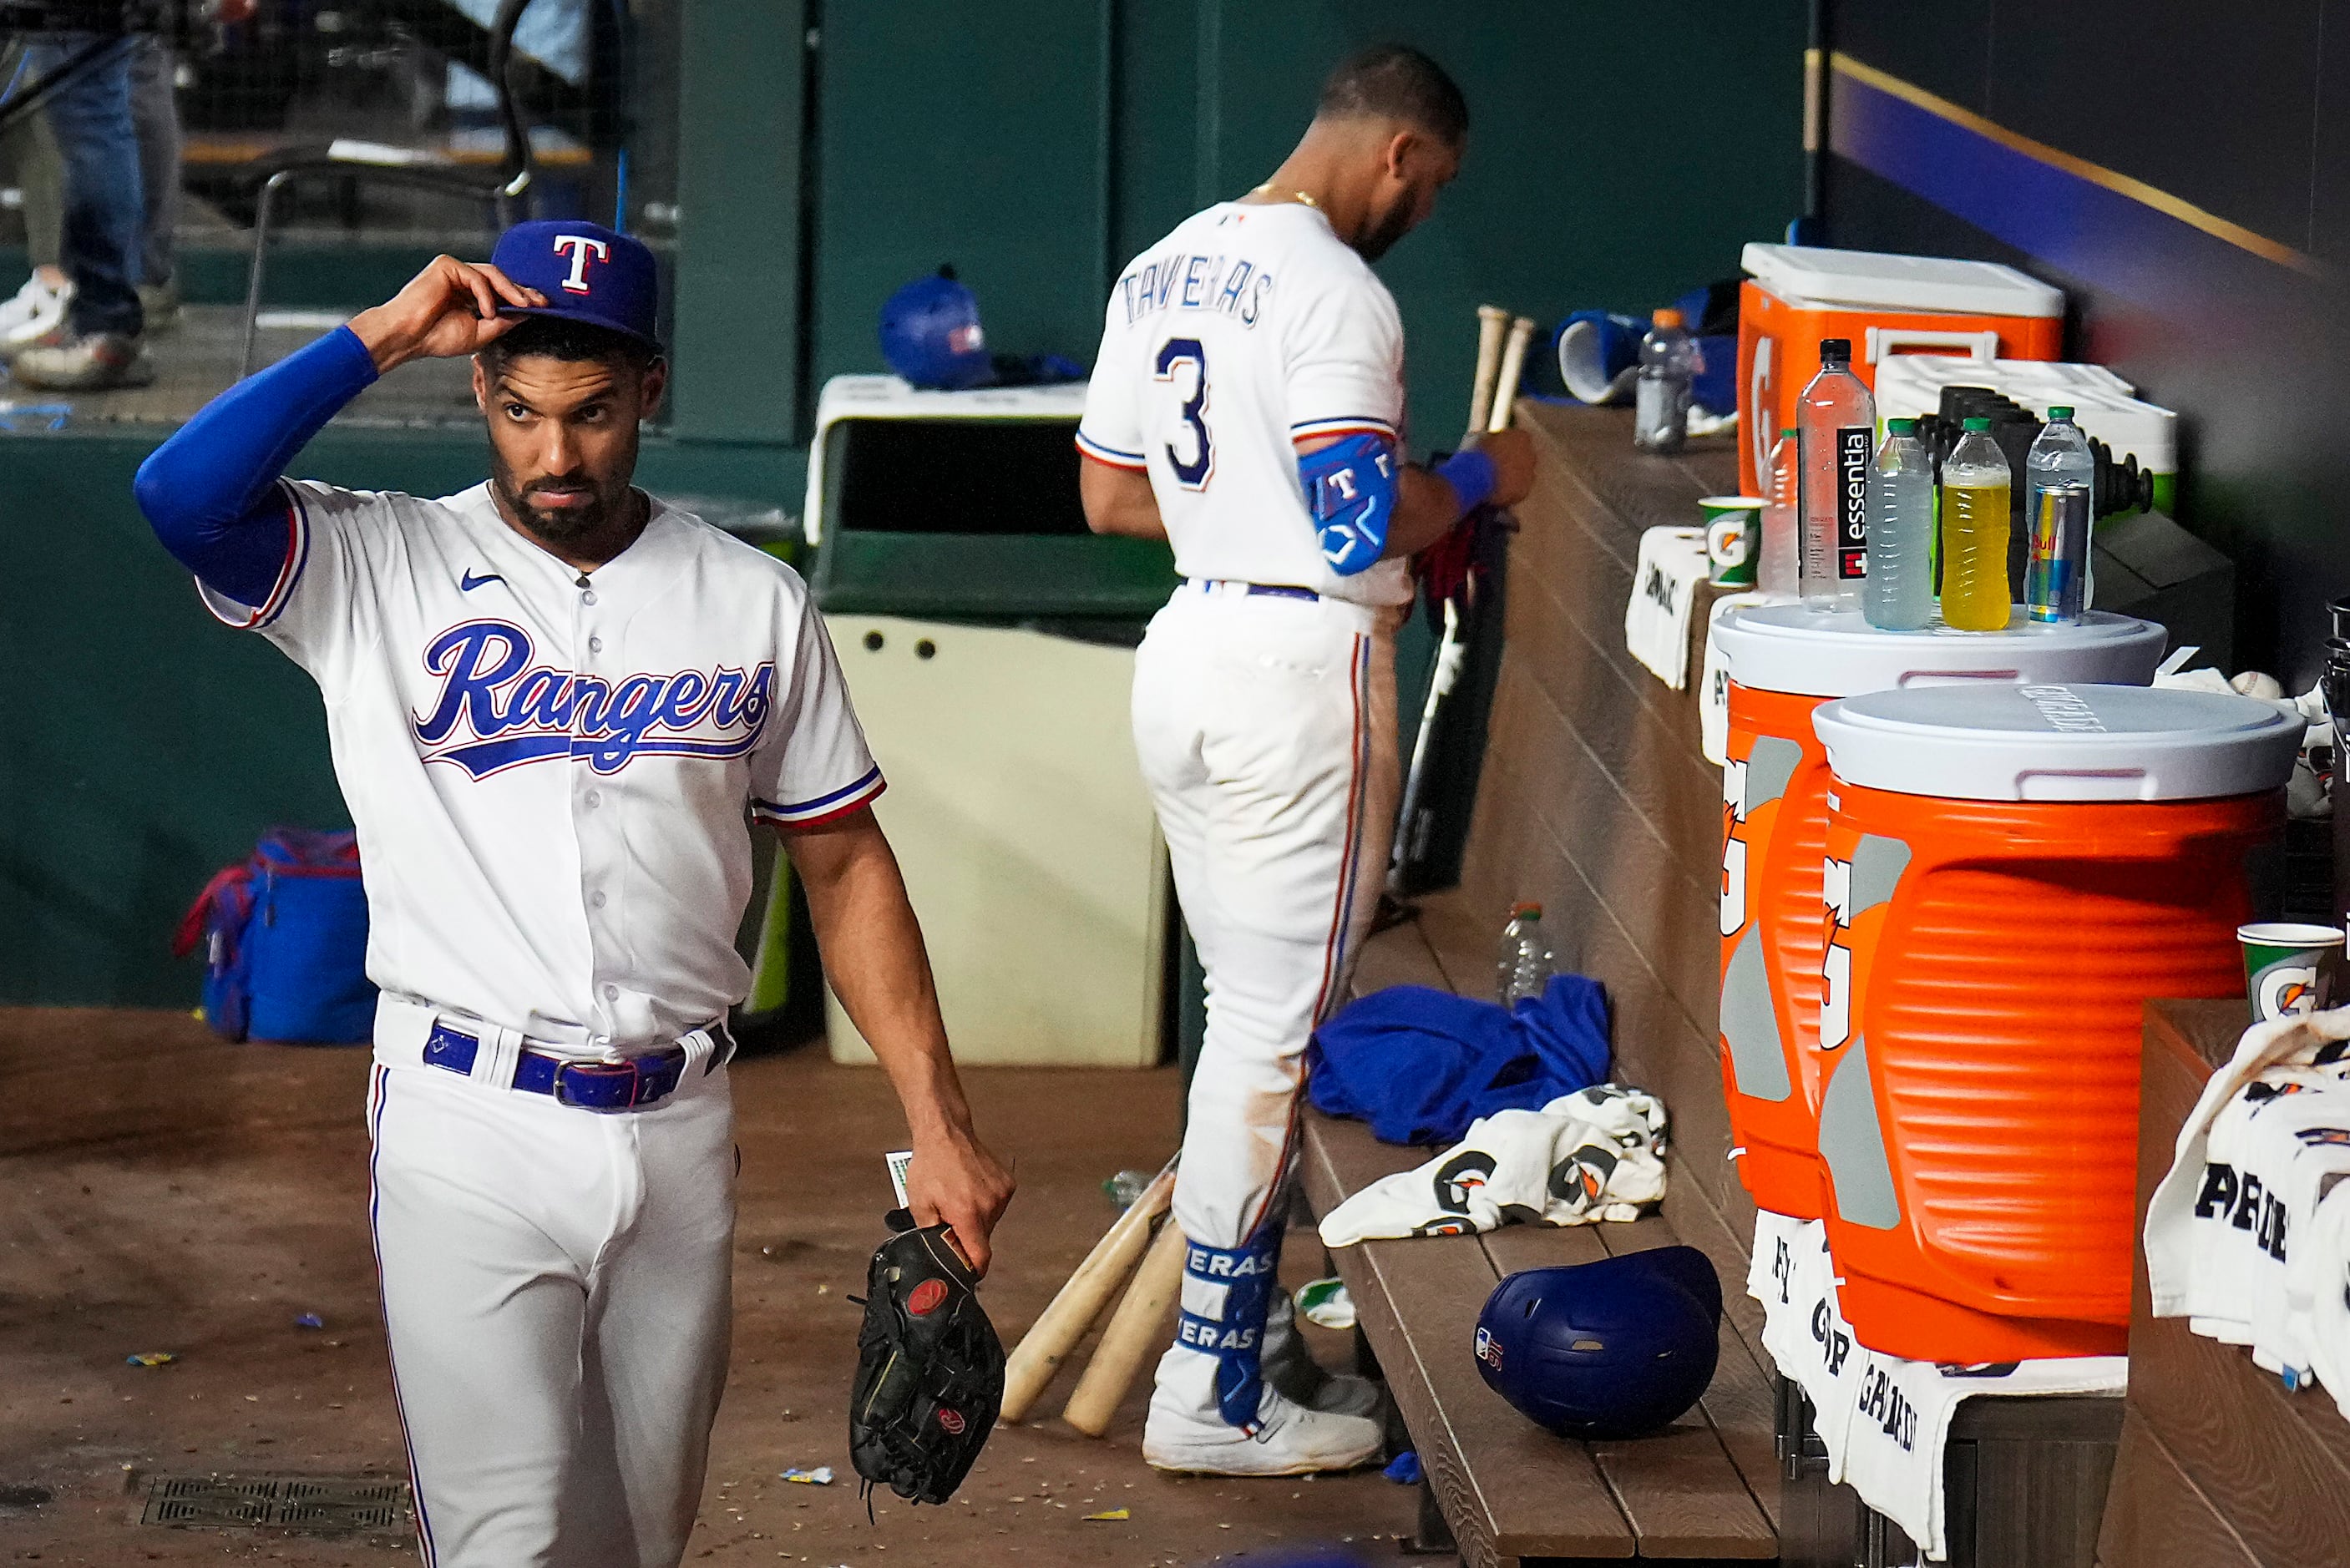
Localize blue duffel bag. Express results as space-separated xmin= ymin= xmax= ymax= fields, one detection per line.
xmin=174 ymin=827 xmax=377 ymax=1044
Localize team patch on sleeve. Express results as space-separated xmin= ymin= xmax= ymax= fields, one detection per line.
xmin=752 ymin=764 xmax=887 ymax=830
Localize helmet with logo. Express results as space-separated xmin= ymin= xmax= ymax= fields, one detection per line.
xmin=1471 ymin=1246 xmax=1721 ymax=1440
xmin=879 ymin=266 xmax=992 ymax=390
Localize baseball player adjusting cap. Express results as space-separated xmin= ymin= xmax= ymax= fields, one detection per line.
xmin=489 ymin=219 xmax=662 ymax=353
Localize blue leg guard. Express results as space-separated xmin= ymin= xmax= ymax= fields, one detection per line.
xmin=1176 ymin=1231 xmax=1284 ymax=1433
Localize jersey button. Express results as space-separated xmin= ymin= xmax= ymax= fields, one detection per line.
xmin=588 ymin=635 xmax=604 ymax=653
xmin=590 ymin=890 xmax=608 ymax=909
xmin=603 ymin=984 xmax=619 ymax=1000
xmin=584 ymin=790 xmax=603 ymax=809
xmin=581 ymin=590 xmax=599 ymax=606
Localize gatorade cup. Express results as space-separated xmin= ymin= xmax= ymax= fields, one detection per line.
xmin=1702 ymin=496 xmax=1764 ymax=588
xmin=2239 ymin=923 xmax=2342 ymax=1022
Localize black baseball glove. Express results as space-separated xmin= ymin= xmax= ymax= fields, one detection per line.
xmin=848 ymin=1207 xmax=1003 ymax=1508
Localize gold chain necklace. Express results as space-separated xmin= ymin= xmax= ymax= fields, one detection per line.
xmin=1250 ymin=183 xmax=1319 ymax=210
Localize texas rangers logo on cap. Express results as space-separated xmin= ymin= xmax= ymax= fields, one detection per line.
xmin=489 ymin=219 xmax=662 ymax=351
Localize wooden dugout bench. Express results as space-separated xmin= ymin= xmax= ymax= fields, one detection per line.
xmin=1302 ymin=910 xmax=1780 ymax=1568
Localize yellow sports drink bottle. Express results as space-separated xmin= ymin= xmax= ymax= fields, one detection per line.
xmin=1939 ymin=417 xmax=2013 ymax=632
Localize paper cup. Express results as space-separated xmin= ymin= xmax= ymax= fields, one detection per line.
xmin=1700 ymin=495 xmax=1764 ymax=588
xmin=2238 ymin=922 xmax=2342 ymax=1023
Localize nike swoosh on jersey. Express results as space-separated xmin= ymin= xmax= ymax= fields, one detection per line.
xmin=458 ymin=569 xmax=505 ymax=593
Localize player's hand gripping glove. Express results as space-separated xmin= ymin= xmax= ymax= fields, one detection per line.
xmin=848 ymin=1208 xmax=1004 ymax=1508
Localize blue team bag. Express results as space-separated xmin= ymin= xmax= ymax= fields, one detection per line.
xmin=175 ymin=827 xmax=377 ymax=1044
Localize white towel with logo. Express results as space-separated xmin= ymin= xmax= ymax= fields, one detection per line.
xmin=2296 ymin=1180 xmax=2350 ymax=1421
xmin=1750 ymin=1214 xmax=2125 ymax=1562
xmin=1623 ymin=527 xmax=1710 ymax=690
xmin=1317 ymin=1085 xmax=1667 ymax=1247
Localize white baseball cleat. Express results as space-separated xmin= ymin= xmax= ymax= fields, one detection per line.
xmin=0 ymin=271 xmax=73 ymax=354
xmin=1142 ymin=1344 xmax=1385 ymax=1476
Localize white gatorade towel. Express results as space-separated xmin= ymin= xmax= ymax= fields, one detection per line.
xmin=1317 ymin=1085 xmax=1666 ymax=1247
xmin=1624 ymin=527 xmax=1709 ymax=690
xmin=1750 ymin=1214 xmax=2124 ymax=1563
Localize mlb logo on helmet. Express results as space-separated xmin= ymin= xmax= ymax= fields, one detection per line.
xmin=488 ymin=219 xmax=663 ymax=352
xmin=1473 ymin=1326 xmax=1502 ymax=1370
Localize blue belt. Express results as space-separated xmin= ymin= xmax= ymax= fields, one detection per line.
xmin=421 ymin=1021 xmax=728 ymax=1112
xmin=1193 ymin=579 xmax=1319 ymax=601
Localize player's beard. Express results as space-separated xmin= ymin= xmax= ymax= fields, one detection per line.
xmin=1355 ymin=200 xmax=1417 ymax=264
xmin=490 ymin=458 xmax=638 ymax=549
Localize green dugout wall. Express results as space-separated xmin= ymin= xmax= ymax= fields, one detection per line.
xmin=0 ymin=2 xmax=1801 ymax=1005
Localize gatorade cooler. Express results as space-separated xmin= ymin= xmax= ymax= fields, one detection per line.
xmin=1811 ymin=684 xmax=2300 ymax=1361
xmin=1736 ymin=244 xmax=2064 ymax=498
xmin=1712 ymin=608 xmax=2165 ymax=1222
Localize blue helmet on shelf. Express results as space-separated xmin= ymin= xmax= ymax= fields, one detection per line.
xmin=1472 ymin=1246 xmax=1722 ymax=1440
xmin=880 ymin=267 xmax=991 ymax=390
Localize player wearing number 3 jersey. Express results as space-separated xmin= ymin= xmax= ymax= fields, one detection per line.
xmin=1078 ymin=46 xmax=1535 ymax=1474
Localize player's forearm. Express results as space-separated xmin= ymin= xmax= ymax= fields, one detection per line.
xmin=1078 ymin=457 xmax=1167 ymax=540
xmin=1382 ymin=465 xmax=1476 ymax=559
xmin=134 ymin=326 xmax=378 ymax=603
xmin=785 ymin=816 xmax=979 ymax=1141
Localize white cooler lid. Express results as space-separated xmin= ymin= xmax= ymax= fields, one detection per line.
xmin=1741 ymin=243 xmax=2064 ymax=318
xmin=1715 ymin=605 xmax=2167 ymax=698
xmin=1815 ymin=684 xmax=2302 ymax=802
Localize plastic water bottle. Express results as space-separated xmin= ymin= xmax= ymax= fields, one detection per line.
xmin=1940 ymin=417 xmax=2013 ymax=631
xmin=1759 ymin=426 xmax=1799 ymax=599
xmin=1633 ymin=308 xmax=1697 ymax=454
xmin=1497 ymin=903 xmax=1553 ymax=1008
xmin=2024 ymin=406 xmax=2094 ymax=625
xmin=1861 ymin=417 xmax=1934 ymax=630
xmin=1796 ymin=338 xmax=1876 ymax=609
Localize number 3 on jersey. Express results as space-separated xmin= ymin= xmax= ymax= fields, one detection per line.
xmin=1154 ymin=336 xmax=1213 ymax=490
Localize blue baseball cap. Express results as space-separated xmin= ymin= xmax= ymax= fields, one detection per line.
xmin=488 ymin=220 xmax=662 ymax=352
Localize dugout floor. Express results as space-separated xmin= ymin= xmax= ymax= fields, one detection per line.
xmin=0 ymin=1009 xmax=1411 ymax=1565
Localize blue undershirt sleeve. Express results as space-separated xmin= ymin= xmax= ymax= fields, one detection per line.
xmin=134 ymin=326 xmax=382 ymax=609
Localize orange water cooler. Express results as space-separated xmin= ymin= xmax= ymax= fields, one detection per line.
xmin=1735 ymin=244 xmax=2065 ymax=498
xmin=1810 ymin=684 xmax=2301 ymax=1361
xmin=1711 ymin=609 xmax=2166 ymax=1222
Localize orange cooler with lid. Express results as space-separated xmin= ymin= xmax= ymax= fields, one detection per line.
xmin=1735 ymin=244 xmax=2065 ymax=498
xmin=1811 ymin=684 xmax=2301 ymax=1361
xmin=1712 ymin=608 xmax=2165 ymax=1222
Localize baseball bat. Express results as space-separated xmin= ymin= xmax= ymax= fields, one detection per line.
xmin=1390 ymin=308 xmax=1531 ymax=895
xmin=998 ymin=1159 xmax=1177 ymax=1423
xmin=1061 ymin=1218 xmax=1188 ymax=1437
xmin=1464 ymin=304 xmax=1509 ymax=440
xmin=1487 ymin=315 xmax=1537 ymax=434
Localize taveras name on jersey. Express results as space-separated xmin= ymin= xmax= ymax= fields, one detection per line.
xmin=1079 ymin=201 xmax=1412 ymax=608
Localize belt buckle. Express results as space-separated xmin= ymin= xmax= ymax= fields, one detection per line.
xmin=553 ymin=1056 xmax=646 ymax=1113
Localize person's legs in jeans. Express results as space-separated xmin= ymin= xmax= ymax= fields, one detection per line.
xmin=23 ymin=34 xmax=144 ymax=341
xmin=129 ymin=36 xmax=180 ymax=315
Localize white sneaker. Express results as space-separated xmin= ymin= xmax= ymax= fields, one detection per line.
xmin=0 ymin=272 xmax=73 ymax=353
xmin=1142 ymin=1343 xmax=1385 ymax=1476
xmin=10 ymin=331 xmax=154 ymax=391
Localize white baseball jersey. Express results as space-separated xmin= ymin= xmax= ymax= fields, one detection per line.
xmin=1077 ymin=200 xmax=1412 ymax=607
xmin=200 ymin=479 xmax=882 ymax=1053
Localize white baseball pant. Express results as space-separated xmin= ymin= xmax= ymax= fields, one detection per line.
xmin=1132 ymin=583 xmax=1400 ymax=1253
xmin=366 ymin=1052 xmax=736 ymax=1567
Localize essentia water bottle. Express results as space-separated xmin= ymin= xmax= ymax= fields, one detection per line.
xmin=1497 ymin=903 xmax=1554 ymax=1007
xmin=1796 ymin=338 xmax=1876 ymax=609
xmin=2024 ymin=406 xmax=2094 ymax=624
xmin=1940 ymin=417 xmax=2013 ymax=631
xmin=1862 ymin=417 xmax=1934 ymax=630
xmin=1633 ymin=308 xmax=1698 ymax=453
xmin=1760 ymin=426 xmax=1799 ymax=599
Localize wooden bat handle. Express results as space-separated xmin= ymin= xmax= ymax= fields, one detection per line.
xmin=1486 ymin=315 xmax=1537 ymax=435
xmin=998 ymin=1161 xmax=1176 ymax=1423
xmin=1464 ymin=304 xmax=1509 ymax=444
xmin=1061 ymin=1219 xmax=1188 ymax=1437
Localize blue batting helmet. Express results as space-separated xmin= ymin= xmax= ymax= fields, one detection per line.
xmin=1471 ymin=1246 xmax=1721 ymax=1440
xmin=880 ymin=268 xmax=991 ymax=390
